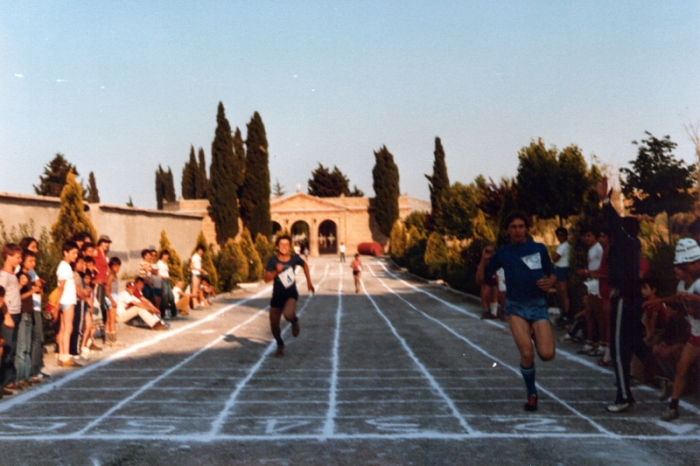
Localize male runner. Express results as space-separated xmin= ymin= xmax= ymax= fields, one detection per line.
xmin=477 ymin=211 xmax=557 ymax=411
xmin=263 ymin=235 xmax=315 ymax=357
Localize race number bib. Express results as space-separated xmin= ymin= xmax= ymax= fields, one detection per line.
xmin=278 ymin=266 xmax=296 ymax=289
xmin=521 ymin=253 xmax=542 ymax=270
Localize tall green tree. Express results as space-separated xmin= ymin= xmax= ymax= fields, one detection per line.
xmin=155 ymin=165 xmax=167 ymax=210
xmin=50 ymin=171 xmax=97 ymax=254
xmin=372 ymin=145 xmax=400 ymax=237
xmin=620 ymin=132 xmax=697 ymax=241
xmin=232 ymin=127 xmax=246 ymax=188
xmin=555 ymin=145 xmax=591 ymax=224
xmin=474 ymin=176 xmax=515 ymax=223
xmin=34 ymin=153 xmax=81 ymax=197
xmin=209 ymin=102 xmax=240 ymax=243
xmin=240 ymin=112 xmax=272 ymax=238
xmin=164 ymin=167 xmax=176 ymax=203
xmin=348 ymin=185 xmax=365 ymax=197
xmin=158 ymin=229 xmax=184 ymax=282
xmin=308 ymin=164 xmax=352 ymax=197
xmin=516 ymin=138 xmax=559 ymax=220
xmin=181 ymin=146 xmax=197 ymax=199
xmin=437 ymin=182 xmax=479 ymax=240
xmin=196 ymin=147 xmax=209 ymax=199
xmin=86 ymin=171 xmax=100 ymax=203
xmin=425 ymin=137 xmax=449 ymax=229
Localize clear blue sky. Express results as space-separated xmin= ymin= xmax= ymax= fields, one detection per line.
xmin=1 ymin=1 xmax=698 ymax=209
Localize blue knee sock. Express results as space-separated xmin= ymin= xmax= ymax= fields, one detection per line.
xmin=520 ymin=364 xmax=537 ymax=397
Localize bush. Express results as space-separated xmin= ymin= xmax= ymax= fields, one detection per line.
xmin=424 ymin=232 xmax=448 ymax=278
xmin=239 ymin=228 xmax=263 ymax=282
xmin=255 ymin=233 xmax=275 ymax=267
xmin=389 ymin=220 xmax=407 ymax=263
xmin=215 ymin=239 xmax=249 ymax=292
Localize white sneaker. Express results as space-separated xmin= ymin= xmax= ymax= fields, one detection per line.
xmin=578 ymin=344 xmax=593 ymax=354
xmin=80 ymin=347 xmax=91 ymax=359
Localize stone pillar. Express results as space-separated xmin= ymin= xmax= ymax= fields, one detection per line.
xmin=309 ymin=218 xmax=319 ymax=257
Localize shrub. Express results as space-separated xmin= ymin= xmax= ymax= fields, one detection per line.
xmin=254 ymin=233 xmax=275 ymax=267
xmin=239 ymin=228 xmax=263 ymax=282
xmin=215 ymin=238 xmax=249 ymax=292
xmin=424 ymin=232 xmax=448 ymax=278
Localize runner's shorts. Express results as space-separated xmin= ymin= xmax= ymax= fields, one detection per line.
xmin=270 ymin=287 xmax=299 ymax=309
xmin=505 ymin=298 xmax=549 ymax=322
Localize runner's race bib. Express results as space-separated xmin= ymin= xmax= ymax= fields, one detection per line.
xmin=278 ymin=266 xmax=296 ymax=289
xmin=521 ymin=253 xmax=542 ymax=270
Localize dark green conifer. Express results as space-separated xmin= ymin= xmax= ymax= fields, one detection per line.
xmin=34 ymin=153 xmax=81 ymax=197
xmin=425 ymin=137 xmax=449 ymax=229
xmin=181 ymin=146 xmax=197 ymax=199
xmin=240 ymin=112 xmax=271 ymax=239
xmin=372 ymin=145 xmax=400 ymax=237
xmin=86 ymin=171 xmax=100 ymax=203
xmin=209 ymin=102 xmax=240 ymax=243
xmin=196 ymin=147 xmax=209 ymax=199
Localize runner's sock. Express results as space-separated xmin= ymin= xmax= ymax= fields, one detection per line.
xmin=520 ymin=364 xmax=537 ymax=397
xmin=271 ymin=323 xmax=284 ymax=346
xmin=489 ymin=302 xmax=499 ymax=317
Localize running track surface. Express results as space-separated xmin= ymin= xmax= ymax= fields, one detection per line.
xmin=1 ymin=257 xmax=698 ymax=465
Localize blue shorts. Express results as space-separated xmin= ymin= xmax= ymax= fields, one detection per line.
xmin=554 ymin=267 xmax=569 ymax=281
xmin=505 ymin=298 xmax=549 ymax=322
xmin=152 ymin=288 xmax=162 ymax=297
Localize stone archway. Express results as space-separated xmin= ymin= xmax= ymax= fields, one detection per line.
xmin=318 ymin=219 xmax=338 ymax=255
xmin=291 ymin=220 xmax=310 ymax=250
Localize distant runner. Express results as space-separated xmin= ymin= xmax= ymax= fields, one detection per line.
xmin=351 ymin=253 xmax=363 ymax=293
xmin=264 ymin=235 xmax=315 ymax=357
xmin=477 ymin=211 xmax=557 ymax=412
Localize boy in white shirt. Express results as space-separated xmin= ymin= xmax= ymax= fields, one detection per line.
xmin=55 ymin=241 xmax=80 ymax=368
xmin=156 ymin=250 xmax=174 ymax=318
xmin=189 ymin=246 xmax=206 ymax=309
xmin=171 ymin=279 xmax=192 ymax=316
xmin=551 ymin=227 xmax=571 ymax=319
xmin=576 ymin=228 xmax=604 ymax=356
xmin=1 ymin=243 xmax=24 ymax=388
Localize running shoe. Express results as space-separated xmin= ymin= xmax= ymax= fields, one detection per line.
xmin=559 ymin=333 xmax=574 ymax=343
xmin=591 ymin=346 xmax=605 ymax=357
xmin=658 ymin=379 xmax=673 ymax=401
xmin=292 ymin=319 xmax=300 ymax=337
xmin=606 ymin=401 xmax=634 ymax=413
xmin=577 ymin=344 xmax=593 ymax=354
xmin=524 ymin=394 xmax=538 ymax=412
xmin=661 ymin=407 xmax=680 ymax=422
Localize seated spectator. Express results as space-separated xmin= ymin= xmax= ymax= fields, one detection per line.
xmin=133 ymin=277 xmax=163 ymax=316
xmin=172 ymin=279 xmax=193 ymax=316
xmin=200 ymin=277 xmax=215 ymax=306
xmin=116 ymin=281 xmax=168 ymax=331
xmin=653 ymin=301 xmax=691 ymax=402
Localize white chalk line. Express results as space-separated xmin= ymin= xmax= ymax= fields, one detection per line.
xmin=0 ymin=286 xmax=273 ymax=414
xmin=75 ymin=306 xmax=272 ymax=436
xmin=372 ymin=260 xmax=700 ymax=426
xmin=322 ymin=262 xmax=343 ymax=438
xmin=368 ymin=263 xmax=615 ymax=438
xmin=208 ymin=263 xmax=330 ymax=437
xmin=360 ymin=275 xmax=476 ymax=435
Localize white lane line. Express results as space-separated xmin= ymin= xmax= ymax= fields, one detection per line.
xmin=1 ymin=432 xmax=700 ymax=442
xmin=360 ymin=275 xmax=476 ymax=435
xmin=368 ymin=264 xmax=614 ymax=438
xmin=373 ymin=260 xmax=700 ymax=419
xmin=75 ymin=307 xmax=271 ymax=436
xmin=208 ymin=264 xmax=330 ymax=437
xmin=0 ymin=286 xmax=273 ymax=414
xmin=322 ymin=263 xmax=343 ymax=438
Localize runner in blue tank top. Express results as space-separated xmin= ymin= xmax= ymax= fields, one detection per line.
xmin=477 ymin=211 xmax=557 ymax=411
xmin=263 ymin=235 xmax=315 ymax=357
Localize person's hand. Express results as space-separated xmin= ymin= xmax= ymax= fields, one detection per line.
xmin=308 ymin=284 xmax=315 ymax=294
xmin=576 ymin=268 xmax=588 ymax=277
xmin=276 ymin=263 xmax=285 ymax=273
xmin=536 ymin=276 xmax=555 ymax=292
xmin=3 ymin=313 xmax=15 ymax=329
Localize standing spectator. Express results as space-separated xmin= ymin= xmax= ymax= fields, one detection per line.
xmin=595 ymin=230 xmax=612 ymax=366
xmin=575 ymin=228 xmax=604 ymax=357
xmin=551 ymin=227 xmax=571 ymax=320
xmin=189 ymin=246 xmax=207 ymax=309
xmin=1 ymin=244 xmax=23 ymax=389
xmin=598 ymin=177 xmax=649 ymax=413
xmin=149 ymin=249 xmax=161 ymax=311
xmin=70 ymin=255 xmax=89 ymax=360
xmin=660 ymin=238 xmax=700 ymax=421
xmin=55 ymin=241 xmax=80 ymax=368
xmin=15 ymin=272 xmax=35 ymax=385
xmin=104 ymin=257 xmax=122 ymax=347
xmin=19 ymin=239 xmax=48 ymax=382
xmin=156 ymin=250 xmax=174 ymax=318
xmin=139 ymin=249 xmax=155 ymax=305
xmin=480 ymin=244 xmax=499 ymax=320
xmin=93 ymin=235 xmax=112 ymax=326
xmin=339 ymin=242 xmax=346 ymax=262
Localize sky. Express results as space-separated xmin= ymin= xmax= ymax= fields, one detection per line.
xmin=1 ymin=1 xmax=699 ymax=209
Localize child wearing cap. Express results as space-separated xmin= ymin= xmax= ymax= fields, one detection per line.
xmin=659 ymin=238 xmax=700 ymax=421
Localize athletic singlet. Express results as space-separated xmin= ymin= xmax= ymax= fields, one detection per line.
xmin=266 ymin=254 xmax=306 ymax=298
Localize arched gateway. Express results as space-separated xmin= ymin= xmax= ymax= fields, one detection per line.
xmin=269 ymin=192 xmax=429 ymax=258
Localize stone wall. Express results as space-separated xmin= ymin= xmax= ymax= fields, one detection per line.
xmin=0 ymin=192 xmax=206 ymax=277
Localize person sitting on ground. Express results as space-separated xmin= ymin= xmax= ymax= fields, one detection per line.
xmin=551 ymin=227 xmax=571 ymax=320
xmin=200 ymin=277 xmax=215 ymax=305
xmin=116 ymin=281 xmax=168 ymax=331
xmin=641 ymin=278 xmax=668 ymax=348
xmin=659 ymin=238 xmax=700 ymax=422
xmin=652 ymin=297 xmax=691 ymax=403
xmin=133 ymin=277 xmax=163 ymax=316
xmin=172 ymin=279 xmax=193 ymax=316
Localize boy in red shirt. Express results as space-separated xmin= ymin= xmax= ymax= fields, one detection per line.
xmin=641 ymin=278 xmax=668 ymax=347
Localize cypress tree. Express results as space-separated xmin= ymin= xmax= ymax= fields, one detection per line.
xmin=164 ymin=167 xmax=176 ymax=203
xmin=34 ymin=153 xmax=81 ymax=197
xmin=50 ymin=171 xmax=97 ymax=254
xmin=181 ymin=146 xmax=197 ymax=199
xmin=158 ymin=229 xmax=184 ymax=282
xmin=372 ymin=145 xmax=400 ymax=237
xmin=191 ymin=231 xmax=218 ymax=290
xmin=209 ymin=102 xmax=240 ymax=243
xmin=425 ymin=137 xmax=449 ymax=228
xmin=155 ymin=165 xmax=166 ymax=210
xmin=232 ymin=127 xmax=246 ymax=188
xmin=240 ymin=112 xmax=272 ymax=238
xmin=86 ymin=171 xmax=100 ymax=203
xmin=239 ymin=228 xmax=263 ymax=282
xmin=196 ymin=147 xmax=209 ymax=199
